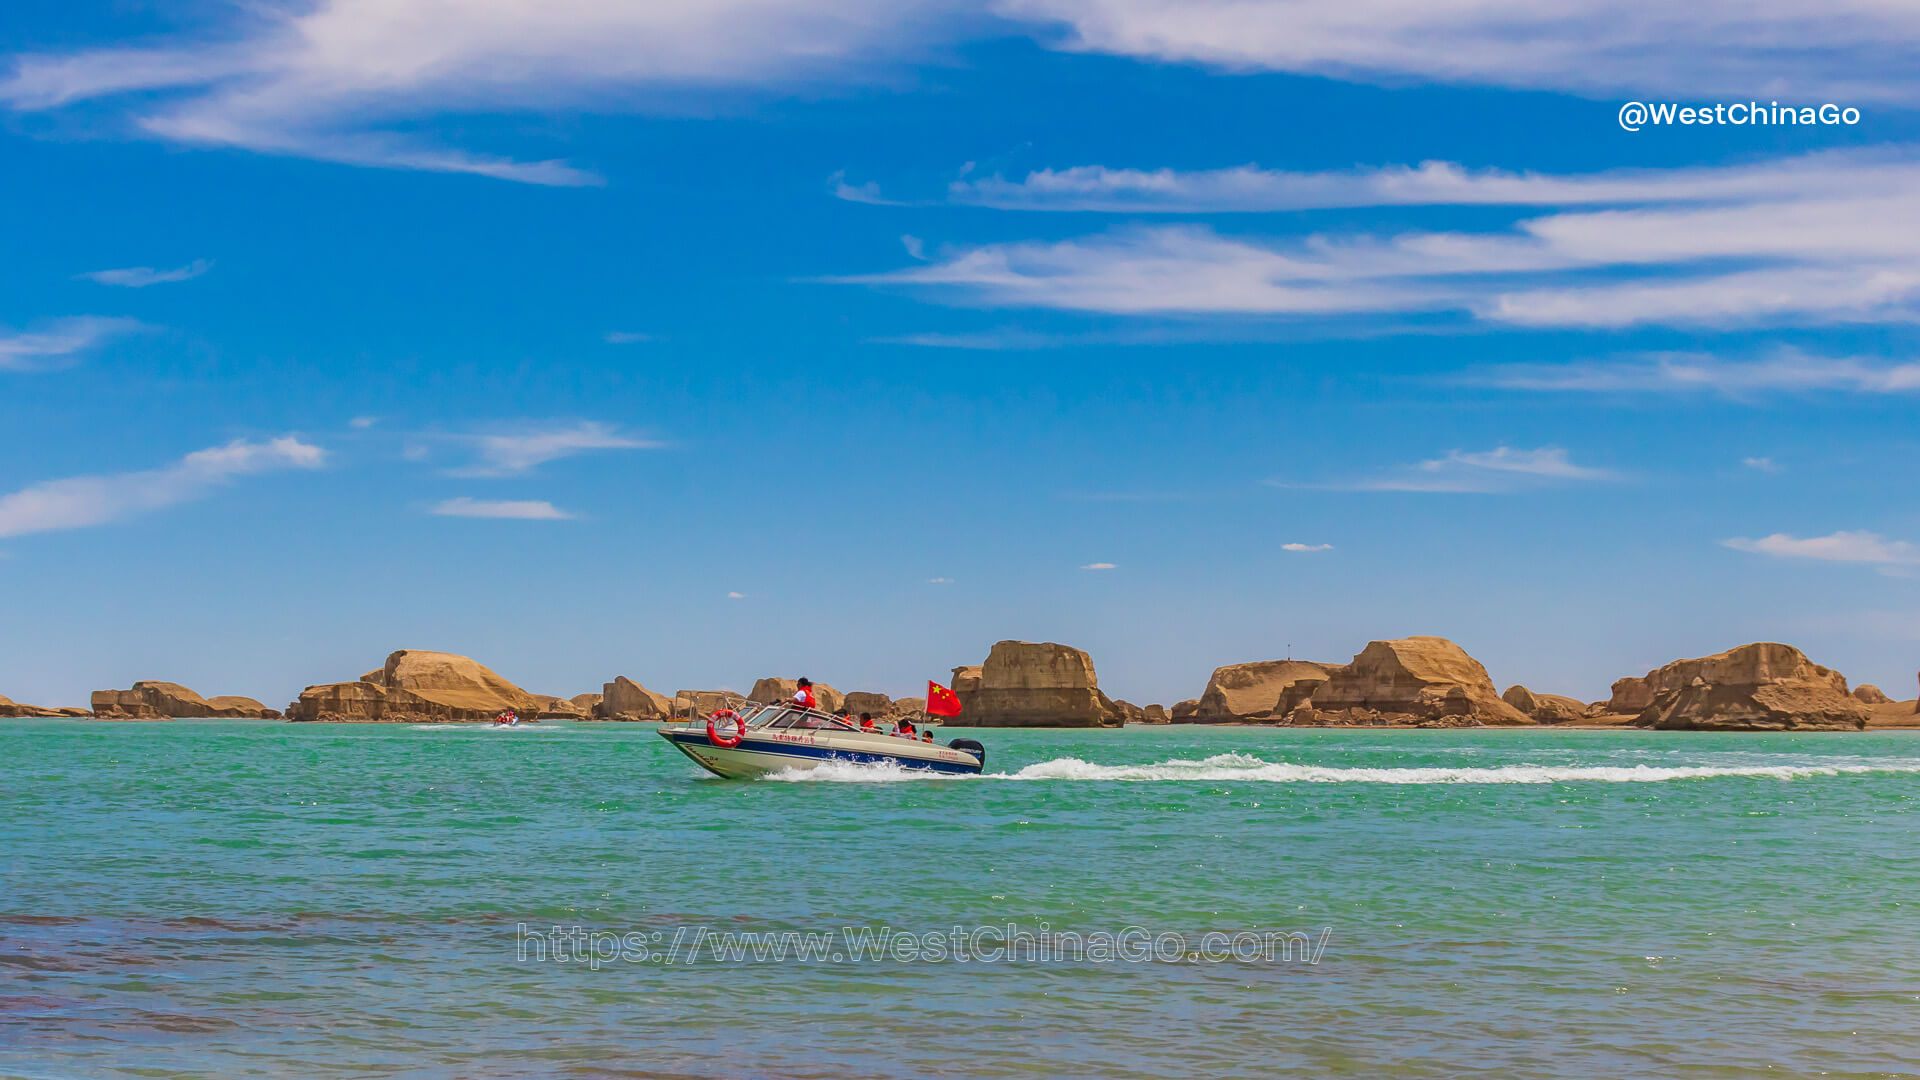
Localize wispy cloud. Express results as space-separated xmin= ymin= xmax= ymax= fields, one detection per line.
xmin=349 ymin=416 xmax=379 ymax=429
xmin=1723 ymin=530 xmax=1920 ymax=565
xmin=1081 ymin=561 xmax=1117 ymax=570
xmin=841 ymin=150 xmax=1920 ymax=331
xmin=431 ymin=497 xmax=573 ymax=520
xmin=1742 ymin=457 xmax=1779 ymax=472
xmin=1468 ymin=349 xmax=1920 ymax=395
xmin=1295 ymin=446 xmax=1616 ymax=494
xmin=449 ymin=421 xmax=658 ymax=477
xmin=0 ymin=436 xmax=324 ymax=538
xmin=727 ymin=590 xmax=746 ymax=598
xmin=1281 ymin=542 xmax=1333 ymax=552
xmin=0 ymin=316 xmax=145 ymax=372
xmin=0 ymin=1 xmax=966 ymax=183
xmin=78 ymin=259 xmax=211 ymax=287
xmin=1005 ymin=0 xmax=1920 ymax=102
xmin=927 ymin=576 xmax=953 ymax=583
xmin=604 ymin=331 xmax=655 ymax=344
xmin=945 ymin=153 xmax=1917 ymax=213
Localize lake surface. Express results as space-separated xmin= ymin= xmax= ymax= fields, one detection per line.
xmin=5 ymin=720 xmax=1920 ymax=1079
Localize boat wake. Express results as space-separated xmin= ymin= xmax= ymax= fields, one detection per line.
xmin=759 ymin=751 xmax=1920 ymax=784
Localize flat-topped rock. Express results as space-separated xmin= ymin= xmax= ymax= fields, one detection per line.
xmin=1502 ymin=685 xmax=1588 ymax=724
xmin=598 ymin=676 xmax=672 ymax=720
xmin=842 ymin=691 xmax=894 ymax=718
xmin=748 ymin=677 xmax=844 ymax=713
xmin=288 ymin=649 xmax=540 ymax=722
xmin=1626 ymin=643 xmax=1869 ymax=731
xmin=1305 ymin=637 xmax=1531 ymax=726
xmin=1194 ymin=660 xmax=1335 ymax=721
xmin=673 ymin=690 xmax=738 ymax=718
xmin=956 ymin=641 xmax=1123 ymax=727
xmin=532 ymin=695 xmax=592 ymax=720
xmin=0 ymin=693 xmax=88 ymax=718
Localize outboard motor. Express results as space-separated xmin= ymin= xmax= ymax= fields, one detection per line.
xmin=947 ymin=738 xmax=986 ymax=769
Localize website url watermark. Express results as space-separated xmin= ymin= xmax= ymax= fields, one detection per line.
xmin=1618 ymin=101 xmax=1861 ymax=132
xmin=516 ymin=923 xmax=1332 ymax=968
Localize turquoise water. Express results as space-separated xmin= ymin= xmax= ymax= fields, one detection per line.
xmin=6 ymin=719 xmax=1920 ymax=1079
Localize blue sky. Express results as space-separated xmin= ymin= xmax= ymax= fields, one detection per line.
xmin=4 ymin=2 xmax=1920 ymax=709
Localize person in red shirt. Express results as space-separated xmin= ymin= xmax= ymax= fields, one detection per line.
xmin=790 ymin=678 xmax=817 ymax=710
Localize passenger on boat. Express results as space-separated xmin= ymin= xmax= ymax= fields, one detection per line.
xmin=790 ymin=678 xmax=816 ymax=710
xmin=859 ymin=713 xmax=876 ymax=730
xmin=921 ymin=730 xmax=934 ymax=742
xmin=894 ymin=717 xmax=917 ymax=738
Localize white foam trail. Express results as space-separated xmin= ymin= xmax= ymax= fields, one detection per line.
xmin=761 ymin=760 xmax=968 ymax=783
xmin=756 ymin=751 xmax=1920 ymax=784
xmin=406 ymin=723 xmax=566 ymax=733
xmin=1001 ymin=753 xmax=1920 ymax=784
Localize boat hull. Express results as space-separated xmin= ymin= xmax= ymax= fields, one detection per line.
xmin=658 ymin=726 xmax=983 ymax=779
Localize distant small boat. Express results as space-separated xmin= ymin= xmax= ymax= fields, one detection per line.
xmin=659 ymin=703 xmax=985 ymax=779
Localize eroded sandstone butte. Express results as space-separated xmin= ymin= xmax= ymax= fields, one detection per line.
xmin=596 ymin=676 xmax=673 ymax=721
xmin=1191 ymin=660 xmax=1336 ymax=722
xmin=288 ymin=649 xmax=540 ymax=722
xmin=1623 ymin=643 xmax=1869 ymax=731
xmin=951 ymin=641 xmax=1124 ymax=727
xmin=1295 ymin=637 xmax=1532 ymax=726
xmin=1502 ymin=685 xmax=1589 ymax=724
xmin=93 ymin=681 xmax=280 ymax=718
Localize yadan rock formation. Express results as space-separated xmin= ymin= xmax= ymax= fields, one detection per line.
xmin=596 ymin=676 xmax=672 ymax=721
xmin=92 ymin=681 xmax=280 ymax=719
xmin=842 ymin=691 xmax=894 ymax=718
xmin=748 ymin=677 xmax=844 ymax=713
xmin=1292 ymin=637 xmax=1532 ymax=726
xmin=532 ymin=695 xmax=592 ymax=720
xmin=1191 ymin=660 xmax=1336 ymax=722
xmin=672 ymin=690 xmax=738 ymax=718
xmin=0 ymin=694 xmax=89 ymax=718
xmin=287 ymin=649 xmax=541 ymax=722
xmin=1141 ymin=704 xmax=1169 ymax=724
xmin=1501 ymin=685 xmax=1588 ymax=724
xmin=951 ymin=641 xmax=1124 ymax=727
xmin=1622 ymin=643 xmax=1869 ymax=731
xmin=1853 ymin=684 xmax=1892 ymax=705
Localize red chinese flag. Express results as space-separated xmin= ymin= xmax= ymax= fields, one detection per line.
xmin=926 ymin=680 xmax=963 ymax=718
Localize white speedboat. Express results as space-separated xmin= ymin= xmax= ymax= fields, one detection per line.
xmin=659 ymin=703 xmax=985 ymax=779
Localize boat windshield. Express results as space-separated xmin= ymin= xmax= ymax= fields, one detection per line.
xmin=752 ymin=707 xmax=859 ymax=731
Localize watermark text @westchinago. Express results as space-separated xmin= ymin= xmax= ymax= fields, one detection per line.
xmin=515 ymin=923 xmax=1333 ymax=969
xmin=1618 ymin=101 xmax=1861 ymax=132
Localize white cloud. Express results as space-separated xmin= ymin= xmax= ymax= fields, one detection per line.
xmin=431 ymin=496 xmax=573 ymax=520
xmin=927 ymin=576 xmax=953 ymax=583
xmin=349 ymin=416 xmax=379 ymax=428
xmin=1723 ymin=530 xmax=1920 ymax=565
xmin=0 ymin=316 xmax=145 ymax=372
xmin=946 ymin=153 xmax=1919 ymax=214
xmin=1281 ymin=542 xmax=1333 ymax=552
xmin=848 ymin=150 xmax=1920 ymax=330
xmin=1308 ymin=445 xmax=1616 ymax=494
xmin=1742 ymin=456 xmax=1778 ymax=471
xmin=11 ymin=2 xmax=1920 ymax=184
xmin=604 ymin=331 xmax=655 ymax=344
xmin=0 ymin=436 xmax=324 ymax=538
xmin=727 ymin=590 xmax=746 ymax=598
xmin=78 ymin=259 xmax=211 ymax=287
xmin=450 ymin=421 xmax=657 ymax=477
xmin=1469 ymin=350 xmax=1920 ymax=395
xmin=1081 ymin=561 xmax=1116 ymax=569
xmin=0 ymin=0 xmax=971 ymax=183
xmin=1000 ymin=0 xmax=1920 ymax=102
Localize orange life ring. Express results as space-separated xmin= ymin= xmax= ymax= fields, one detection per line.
xmin=707 ymin=709 xmax=743 ymax=748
